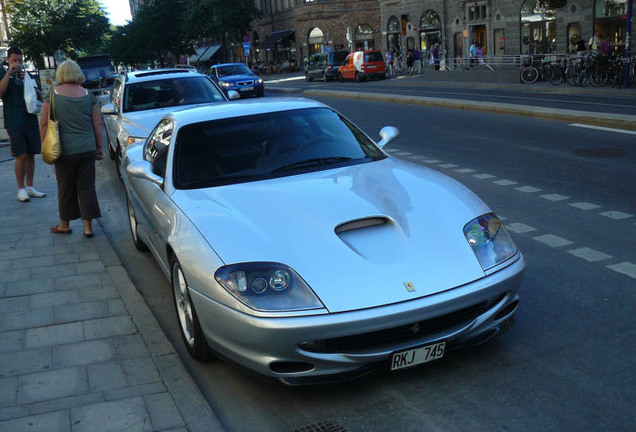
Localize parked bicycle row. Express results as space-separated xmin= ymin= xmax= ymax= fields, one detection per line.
xmin=520 ymin=53 xmax=636 ymax=88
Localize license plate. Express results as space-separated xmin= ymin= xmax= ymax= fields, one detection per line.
xmin=366 ymin=65 xmax=376 ymax=69
xmin=239 ymin=86 xmax=253 ymax=91
xmin=390 ymin=341 xmax=446 ymax=371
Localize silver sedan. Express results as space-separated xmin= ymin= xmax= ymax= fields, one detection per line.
xmin=122 ymin=98 xmax=525 ymax=384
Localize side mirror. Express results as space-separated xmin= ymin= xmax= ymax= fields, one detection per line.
xmin=227 ymin=90 xmax=240 ymax=100
xmin=100 ymin=103 xmax=118 ymax=115
xmin=376 ymin=126 xmax=400 ymax=149
xmin=126 ymin=160 xmax=164 ymax=187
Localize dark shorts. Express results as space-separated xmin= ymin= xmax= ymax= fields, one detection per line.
xmin=7 ymin=126 xmax=41 ymax=156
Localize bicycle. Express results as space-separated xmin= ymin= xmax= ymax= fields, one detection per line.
xmin=520 ymin=56 xmax=539 ymax=84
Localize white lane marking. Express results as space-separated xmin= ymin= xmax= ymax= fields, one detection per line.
xmin=474 ymin=173 xmax=495 ymax=179
xmin=384 ymin=148 xmax=399 ymax=153
xmin=394 ymin=151 xmax=413 ymax=156
xmin=533 ymin=234 xmax=574 ymax=247
xmin=410 ymin=155 xmax=426 ymax=160
xmin=570 ymin=202 xmax=602 ymax=210
xmin=439 ymin=163 xmax=459 ymax=168
xmin=600 ymin=211 xmax=634 ymax=220
xmin=516 ymin=186 xmax=542 ymax=193
xmin=607 ymin=262 xmax=636 ymax=279
xmin=570 ymin=123 xmax=636 ymax=136
xmin=422 ymin=159 xmax=442 ymax=164
xmin=494 ymin=179 xmax=518 ymax=186
xmin=506 ymin=223 xmax=537 ymax=234
xmin=455 ymin=168 xmax=476 ymax=173
xmin=541 ymin=193 xmax=570 ymax=201
xmin=568 ymin=247 xmax=612 ymax=262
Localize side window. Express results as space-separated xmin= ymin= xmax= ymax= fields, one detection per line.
xmin=144 ymin=119 xmax=174 ymax=177
xmin=112 ymin=80 xmax=123 ymax=106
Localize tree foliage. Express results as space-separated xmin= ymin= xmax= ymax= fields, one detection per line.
xmin=7 ymin=0 xmax=110 ymax=62
xmin=183 ymin=0 xmax=262 ymax=43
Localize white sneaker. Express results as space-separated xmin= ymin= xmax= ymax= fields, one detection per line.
xmin=27 ymin=186 xmax=46 ymax=198
xmin=17 ymin=189 xmax=30 ymax=202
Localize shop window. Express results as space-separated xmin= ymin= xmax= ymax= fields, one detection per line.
xmin=520 ymin=0 xmax=557 ymax=54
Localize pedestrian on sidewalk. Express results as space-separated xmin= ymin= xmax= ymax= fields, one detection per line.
xmin=0 ymin=47 xmax=47 ymax=202
xmin=432 ymin=43 xmax=441 ymax=71
xmin=406 ymin=50 xmax=414 ymax=75
xmin=412 ymin=48 xmax=421 ymax=74
xmin=40 ymin=60 xmax=104 ymax=238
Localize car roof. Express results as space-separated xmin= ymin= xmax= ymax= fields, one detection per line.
xmin=167 ymin=98 xmax=327 ymax=126
xmin=212 ymin=63 xmax=247 ymax=68
xmin=123 ymin=68 xmax=202 ymax=83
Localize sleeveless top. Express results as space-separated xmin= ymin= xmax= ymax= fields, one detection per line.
xmin=47 ymin=89 xmax=97 ymax=155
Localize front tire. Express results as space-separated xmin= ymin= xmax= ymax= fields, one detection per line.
xmin=171 ymin=257 xmax=212 ymax=360
xmin=355 ymin=71 xmax=363 ymax=82
xmin=339 ymin=73 xmax=344 ymax=82
xmin=305 ymin=73 xmax=313 ymax=82
xmin=520 ymin=66 xmax=538 ymax=84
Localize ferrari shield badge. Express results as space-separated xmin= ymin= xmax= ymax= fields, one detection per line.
xmin=403 ymin=282 xmax=415 ymax=292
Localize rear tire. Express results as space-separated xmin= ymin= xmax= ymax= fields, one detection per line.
xmin=549 ymin=65 xmax=563 ymax=85
xmin=305 ymin=74 xmax=313 ymax=82
xmin=171 ymin=257 xmax=212 ymax=361
xmin=520 ymin=66 xmax=538 ymax=84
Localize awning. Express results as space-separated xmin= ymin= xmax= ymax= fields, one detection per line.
xmin=259 ymin=30 xmax=295 ymax=50
xmin=190 ymin=44 xmax=221 ymax=63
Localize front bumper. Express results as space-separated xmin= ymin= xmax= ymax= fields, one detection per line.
xmin=190 ymin=253 xmax=524 ymax=384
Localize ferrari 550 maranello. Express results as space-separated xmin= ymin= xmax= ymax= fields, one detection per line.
xmin=121 ymin=98 xmax=525 ymax=384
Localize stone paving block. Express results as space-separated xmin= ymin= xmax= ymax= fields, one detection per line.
xmin=55 ymin=300 xmax=111 ymax=324
xmin=87 ymin=361 xmax=127 ymax=392
xmin=78 ymin=285 xmax=119 ymax=301
xmin=55 ymin=273 xmax=105 ymax=291
xmin=84 ymin=316 xmax=137 ymax=340
xmin=0 ymin=346 xmax=52 ymax=376
xmin=0 ymin=307 xmax=54 ymax=332
xmin=122 ymin=357 xmax=162 ymax=386
xmin=0 ymin=377 xmax=17 ymax=408
xmin=25 ymin=322 xmax=85 ymax=348
xmin=75 ymin=260 xmax=106 ymax=276
xmin=55 ymin=253 xmax=80 ymax=265
xmin=0 ymin=406 xmax=30 ymax=422
xmin=55 ymin=339 xmax=117 ymax=368
xmin=78 ymin=251 xmax=100 ymax=262
xmin=0 ymin=410 xmax=70 ymax=432
xmin=0 ymin=296 xmax=29 ymax=314
xmin=114 ymin=334 xmax=151 ymax=359
xmin=71 ymin=396 xmax=152 ymax=432
xmin=0 ymin=260 xmax=10 ymax=271
xmin=31 ymin=263 xmax=76 ymax=280
xmin=0 ymin=269 xmax=30 ymax=284
xmin=19 ymin=366 xmax=89 ymax=404
xmin=28 ymin=392 xmax=104 ymax=417
xmin=29 ymin=290 xmax=80 ymax=309
xmin=0 ymin=330 xmax=24 ymax=353
xmin=10 ymin=255 xmax=55 ymax=270
xmin=0 ymin=248 xmax=34 ymax=261
xmin=104 ymin=382 xmax=167 ymax=402
xmin=107 ymin=299 xmax=127 ymax=316
xmin=5 ymin=278 xmax=55 ymax=297
xmin=145 ymin=392 xmax=185 ymax=431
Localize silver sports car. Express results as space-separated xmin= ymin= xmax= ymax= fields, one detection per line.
xmin=122 ymin=98 xmax=525 ymax=384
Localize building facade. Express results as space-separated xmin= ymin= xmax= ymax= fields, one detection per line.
xmin=378 ymin=0 xmax=633 ymax=65
xmin=251 ymin=0 xmax=382 ymax=66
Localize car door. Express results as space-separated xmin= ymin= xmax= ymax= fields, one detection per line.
xmin=129 ymin=118 xmax=174 ymax=268
xmin=340 ymin=54 xmax=354 ymax=80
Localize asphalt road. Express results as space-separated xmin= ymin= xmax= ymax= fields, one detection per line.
xmin=96 ymin=93 xmax=636 ymax=432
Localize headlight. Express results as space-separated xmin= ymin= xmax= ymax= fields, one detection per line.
xmin=215 ymin=262 xmax=324 ymax=312
xmin=257 ymin=78 xmax=263 ymax=84
xmin=463 ymin=213 xmax=517 ymax=271
xmin=127 ymin=136 xmax=145 ymax=146
xmin=220 ymin=82 xmax=232 ymax=88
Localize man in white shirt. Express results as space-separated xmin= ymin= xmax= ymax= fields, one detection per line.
xmin=588 ymin=31 xmax=600 ymax=54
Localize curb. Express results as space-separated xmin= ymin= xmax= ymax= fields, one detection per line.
xmin=92 ymin=222 xmax=224 ymax=432
xmin=295 ymin=88 xmax=636 ymax=131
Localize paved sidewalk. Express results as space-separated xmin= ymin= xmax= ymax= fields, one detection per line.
xmin=0 ymin=142 xmax=223 ymax=431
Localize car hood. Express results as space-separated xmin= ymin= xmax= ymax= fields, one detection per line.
xmin=121 ymin=105 xmax=202 ymax=138
xmin=172 ymin=158 xmax=491 ymax=313
xmin=219 ymin=74 xmax=258 ymax=83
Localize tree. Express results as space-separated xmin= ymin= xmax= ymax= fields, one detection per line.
xmin=7 ymin=0 xmax=109 ymax=63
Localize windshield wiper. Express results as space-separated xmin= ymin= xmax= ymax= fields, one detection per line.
xmin=272 ymin=157 xmax=352 ymax=173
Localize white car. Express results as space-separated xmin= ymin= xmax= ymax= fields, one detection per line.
xmin=122 ymin=98 xmax=525 ymax=384
xmin=101 ymin=68 xmax=235 ymax=174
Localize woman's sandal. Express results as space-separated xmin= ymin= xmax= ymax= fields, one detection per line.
xmin=51 ymin=226 xmax=72 ymax=234
xmin=83 ymin=232 xmax=94 ymax=238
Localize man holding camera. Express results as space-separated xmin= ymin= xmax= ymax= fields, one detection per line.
xmin=0 ymin=47 xmax=46 ymax=202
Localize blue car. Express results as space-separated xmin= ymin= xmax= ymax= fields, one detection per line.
xmin=208 ymin=63 xmax=264 ymax=98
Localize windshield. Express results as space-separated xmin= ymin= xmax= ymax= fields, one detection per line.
xmin=123 ymin=76 xmax=225 ymax=112
xmin=174 ymin=107 xmax=386 ymax=189
xmin=216 ymin=64 xmax=251 ymax=77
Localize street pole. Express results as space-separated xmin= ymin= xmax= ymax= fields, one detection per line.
xmin=625 ymin=0 xmax=633 ymax=89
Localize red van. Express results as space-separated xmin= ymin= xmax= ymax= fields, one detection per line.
xmin=338 ymin=50 xmax=387 ymax=82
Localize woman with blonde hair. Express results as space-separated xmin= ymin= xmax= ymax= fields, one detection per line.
xmin=40 ymin=60 xmax=104 ymax=237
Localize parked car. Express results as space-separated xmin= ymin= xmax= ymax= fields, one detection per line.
xmin=100 ymin=68 xmax=235 ymax=174
xmin=339 ymin=50 xmax=387 ymax=81
xmin=121 ymin=97 xmax=524 ymax=384
xmin=208 ymin=63 xmax=264 ymax=98
xmin=305 ymin=50 xmax=349 ymax=82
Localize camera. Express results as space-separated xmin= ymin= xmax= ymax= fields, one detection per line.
xmin=12 ymin=64 xmax=25 ymax=76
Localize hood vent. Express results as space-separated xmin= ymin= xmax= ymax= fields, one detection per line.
xmin=335 ymin=217 xmax=388 ymax=234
